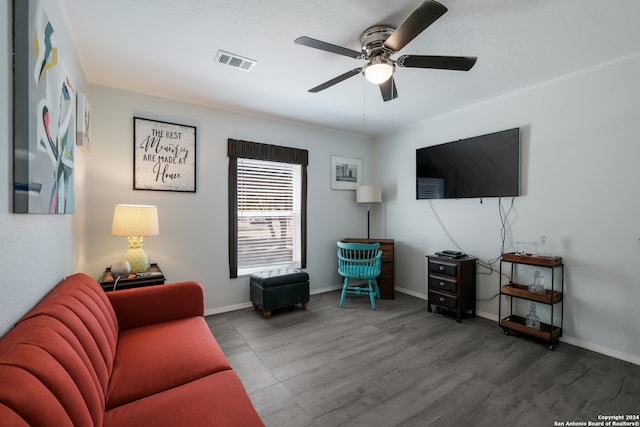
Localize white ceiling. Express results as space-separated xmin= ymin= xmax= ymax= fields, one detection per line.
xmin=60 ymin=0 xmax=640 ymax=137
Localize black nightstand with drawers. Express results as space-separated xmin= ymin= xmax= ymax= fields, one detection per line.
xmin=427 ymin=255 xmax=477 ymax=323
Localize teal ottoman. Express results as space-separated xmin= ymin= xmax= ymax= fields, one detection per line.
xmin=250 ymin=269 xmax=309 ymax=319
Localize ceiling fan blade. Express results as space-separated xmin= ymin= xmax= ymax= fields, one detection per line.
xmin=397 ymin=55 xmax=477 ymax=71
xmin=384 ymin=0 xmax=448 ymax=52
xmin=294 ymin=36 xmax=362 ymax=59
xmin=379 ymin=77 xmax=398 ymax=102
xmin=309 ymin=68 xmax=362 ymax=93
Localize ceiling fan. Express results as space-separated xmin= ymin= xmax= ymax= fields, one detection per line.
xmin=294 ymin=0 xmax=477 ymax=102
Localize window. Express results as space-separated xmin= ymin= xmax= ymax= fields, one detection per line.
xmin=237 ymin=158 xmax=300 ymax=274
xmin=228 ymin=139 xmax=307 ymax=278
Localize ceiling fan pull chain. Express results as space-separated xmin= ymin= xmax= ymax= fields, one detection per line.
xmin=391 ymin=79 xmax=395 ymax=128
xmin=363 ymin=83 xmax=367 ymax=123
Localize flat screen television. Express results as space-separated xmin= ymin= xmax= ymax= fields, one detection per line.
xmin=416 ymin=128 xmax=520 ymax=199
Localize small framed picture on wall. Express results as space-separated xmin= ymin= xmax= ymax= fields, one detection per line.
xmin=76 ymin=92 xmax=91 ymax=152
xmin=133 ymin=117 xmax=197 ymax=192
xmin=331 ymin=155 xmax=361 ymax=190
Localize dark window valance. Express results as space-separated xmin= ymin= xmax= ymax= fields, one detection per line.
xmin=228 ymin=139 xmax=308 ymax=166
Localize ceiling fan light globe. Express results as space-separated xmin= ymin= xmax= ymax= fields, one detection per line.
xmin=364 ymin=61 xmax=394 ymax=84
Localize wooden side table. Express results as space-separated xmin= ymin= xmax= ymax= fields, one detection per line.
xmin=98 ymin=263 xmax=165 ymax=292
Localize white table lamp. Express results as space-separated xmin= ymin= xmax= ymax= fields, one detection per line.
xmin=111 ymin=204 xmax=159 ymax=273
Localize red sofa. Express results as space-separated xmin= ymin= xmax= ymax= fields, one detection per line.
xmin=0 ymin=273 xmax=264 ymax=427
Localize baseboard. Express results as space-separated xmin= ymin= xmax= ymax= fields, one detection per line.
xmin=204 ymin=302 xmax=253 ymax=316
xmin=558 ymin=335 xmax=640 ymax=366
xmin=394 ymin=288 xmax=640 ymax=366
xmin=476 ymin=310 xmax=499 ymax=322
xmin=311 ymin=285 xmax=341 ymax=295
xmin=481 ymin=311 xmax=640 ymax=366
xmin=395 ymin=286 xmax=426 ymax=300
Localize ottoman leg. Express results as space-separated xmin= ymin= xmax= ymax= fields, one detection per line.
xmin=263 ymin=310 xmax=272 ymax=319
xmin=301 ymin=302 xmax=308 ymax=310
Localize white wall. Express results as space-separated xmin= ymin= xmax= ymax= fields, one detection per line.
xmin=80 ymin=84 xmax=373 ymax=312
xmin=373 ymin=53 xmax=640 ymax=363
xmin=3 ymin=0 xmax=639 ymax=366
xmin=0 ymin=0 xmax=85 ymax=336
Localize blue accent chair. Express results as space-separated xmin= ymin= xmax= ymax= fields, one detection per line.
xmin=337 ymin=241 xmax=382 ymax=309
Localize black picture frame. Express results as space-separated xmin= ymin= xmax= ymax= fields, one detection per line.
xmin=133 ymin=117 xmax=197 ymax=192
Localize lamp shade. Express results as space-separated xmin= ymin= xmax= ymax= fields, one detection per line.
xmin=111 ymin=204 xmax=159 ymax=237
xmin=356 ymin=186 xmax=382 ymax=203
xmin=363 ymin=59 xmax=394 ymax=84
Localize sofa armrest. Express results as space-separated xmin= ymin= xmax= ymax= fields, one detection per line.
xmin=107 ymin=281 xmax=205 ymax=331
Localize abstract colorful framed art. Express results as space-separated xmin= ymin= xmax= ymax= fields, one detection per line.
xmin=13 ymin=0 xmax=76 ymax=213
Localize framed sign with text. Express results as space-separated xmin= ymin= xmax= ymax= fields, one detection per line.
xmin=133 ymin=117 xmax=196 ymax=192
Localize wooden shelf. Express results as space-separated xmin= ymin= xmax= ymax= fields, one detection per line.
xmin=501 ymin=315 xmax=562 ymax=342
xmin=501 ymin=283 xmax=562 ymax=304
xmin=500 ymin=253 xmax=564 ymax=348
xmin=501 ymin=252 xmax=562 ymax=267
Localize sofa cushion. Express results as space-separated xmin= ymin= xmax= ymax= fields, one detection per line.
xmin=0 ymin=404 xmax=30 ymax=427
xmin=19 ymin=273 xmax=119 ymax=388
xmin=106 ymin=316 xmax=232 ymax=409
xmin=104 ymin=370 xmax=264 ymax=427
xmin=0 ymin=316 xmax=106 ymax=427
xmin=107 ymin=281 xmax=205 ymax=331
xmin=0 ymin=273 xmax=118 ymax=427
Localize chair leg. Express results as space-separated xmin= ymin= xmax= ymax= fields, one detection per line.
xmin=339 ymin=277 xmax=349 ymax=308
xmin=368 ymin=279 xmax=376 ymax=310
xmin=374 ymin=279 xmax=381 ymax=299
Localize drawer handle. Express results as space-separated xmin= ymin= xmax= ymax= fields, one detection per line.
xmin=439 ymin=297 xmax=446 ymax=303
xmin=439 ymin=281 xmax=445 ymax=287
xmin=439 ymin=266 xmax=445 ymax=271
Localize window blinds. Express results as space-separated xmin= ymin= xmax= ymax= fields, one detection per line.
xmin=236 ymin=158 xmax=301 ymax=273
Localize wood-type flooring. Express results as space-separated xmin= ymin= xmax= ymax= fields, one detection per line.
xmin=206 ymin=291 xmax=639 ymax=427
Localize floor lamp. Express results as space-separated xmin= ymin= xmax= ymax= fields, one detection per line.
xmin=356 ymin=185 xmax=382 ymax=239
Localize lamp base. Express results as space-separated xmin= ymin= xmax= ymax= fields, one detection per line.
xmin=123 ymin=247 xmax=150 ymax=274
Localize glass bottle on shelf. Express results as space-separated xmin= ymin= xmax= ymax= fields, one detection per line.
xmin=529 ymin=270 xmax=545 ymax=294
xmin=525 ymin=302 xmax=541 ymax=330
xmin=536 ymin=235 xmax=551 ymax=257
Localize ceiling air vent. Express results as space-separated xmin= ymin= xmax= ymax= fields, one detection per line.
xmin=215 ymin=50 xmax=257 ymax=72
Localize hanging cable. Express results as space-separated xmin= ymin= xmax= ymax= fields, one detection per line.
xmin=362 ymin=80 xmax=367 ymax=123
xmin=428 ymin=197 xmax=516 ymax=301
xmin=428 ymin=199 xmax=465 ymax=253
xmin=477 ymin=197 xmax=515 ymax=274
xmin=476 ymin=197 xmax=516 ymax=301
xmin=390 ymin=78 xmax=395 ymax=128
